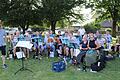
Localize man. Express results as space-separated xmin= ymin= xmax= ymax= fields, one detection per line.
xmin=78 ymin=27 xmax=86 ymax=37
xmin=0 ymin=20 xmax=8 ymax=69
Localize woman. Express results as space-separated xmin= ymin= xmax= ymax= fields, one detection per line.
xmin=69 ymin=32 xmax=77 ymax=59
xmin=54 ymin=35 xmax=62 ymax=57
xmin=85 ymin=35 xmax=99 ymax=69
xmin=77 ymin=34 xmax=88 ymax=71
xmin=80 ymin=34 xmax=88 ymax=51
xmin=88 ymin=35 xmax=100 ymax=50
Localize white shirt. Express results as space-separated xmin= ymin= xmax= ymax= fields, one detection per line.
xmin=96 ymin=38 xmax=105 ymax=47
xmin=78 ymin=28 xmax=86 ymax=36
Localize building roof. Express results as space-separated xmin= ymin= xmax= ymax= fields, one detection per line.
xmin=100 ymin=20 xmax=112 ymax=28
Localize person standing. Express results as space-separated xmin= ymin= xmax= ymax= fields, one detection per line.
xmin=0 ymin=20 xmax=8 ymax=69
xmin=78 ymin=27 xmax=86 ymax=37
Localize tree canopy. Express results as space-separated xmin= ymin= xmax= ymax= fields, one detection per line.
xmin=91 ymin=0 xmax=120 ymax=37
xmin=0 ymin=0 xmax=10 ymax=20
xmin=7 ymin=0 xmax=44 ymax=33
xmin=1 ymin=0 xmax=120 ymax=37
xmin=38 ymin=0 xmax=84 ymax=33
xmin=0 ymin=0 xmax=43 ymax=33
xmin=0 ymin=0 xmax=85 ymax=33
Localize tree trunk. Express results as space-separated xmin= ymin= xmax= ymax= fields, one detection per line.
xmin=21 ymin=23 xmax=29 ymax=34
xmin=50 ymin=21 xmax=56 ymax=34
xmin=21 ymin=26 xmax=26 ymax=34
xmin=112 ymin=20 xmax=117 ymax=38
xmin=20 ymin=24 xmax=26 ymax=34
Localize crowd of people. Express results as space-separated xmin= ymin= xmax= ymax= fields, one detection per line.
xmin=0 ymin=20 xmax=120 ymax=72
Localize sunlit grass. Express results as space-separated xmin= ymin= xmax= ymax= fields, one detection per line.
xmin=0 ymin=54 xmax=120 ymax=80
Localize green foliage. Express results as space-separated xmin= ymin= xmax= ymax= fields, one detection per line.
xmin=56 ymin=19 xmax=72 ymax=28
xmin=0 ymin=0 xmax=10 ymax=20
xmin=0 ymin=0 xmax=43 ymax=33
xmin=31 ymin=25 xmax=46 ymax=32
xmin=8 ymin=0 xmax=43 ymax=28
xmin=39 ymin=0 xmax=84 ymax=33
xmin=90 ymin=0 xmax=120 ymax=37
xmin=41 ymin=0 xmax=81 ymax=21
xmin=0 ymin=0 xmax=85 ymax=33
xmin=92 ymin=0 xmax=120 ymax=20
xmin=84 ymin=22 xmax=101 ymax=33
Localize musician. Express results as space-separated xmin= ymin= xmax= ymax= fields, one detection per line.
xmin=44 ymin=32 xmax=55 ymax=57
xmin=62 ymin=31 xmax=70 ymax=57
xmin=12 ymin=31 xmax=20 ymax=57
xmin=32 ymin=31 xmax=44 ymax=58
xmin=104 ymin=30 xmax=112 ymax=49
xmin=88 ymin=35 xmax=100 ymax=50
xmin=75 ymin=31 xmax=82 ymax=45
xmin=77 ymin=34 xmax=88 ymax=71
xmin=24 ymin=32 xmax=31 ymax=59
xmin=69 ymin=32 xmax=77 ymax=59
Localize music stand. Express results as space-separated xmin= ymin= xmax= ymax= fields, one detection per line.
xmin=14 ymin=41 xmax=33 ymax=75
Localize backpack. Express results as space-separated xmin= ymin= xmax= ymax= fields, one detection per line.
xmin=52 ymin=61 xmax=66 ymax=72
xmin=91 ymin=59 xmax=106 ymax=72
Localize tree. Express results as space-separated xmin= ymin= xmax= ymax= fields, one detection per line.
xmin=5 ymin=0 xmax=43 ymax=34
xmin=0 ymin=0 xmax=10 ymax=20
xmin=38 ymin=0 xmax=84 ymax=33
xmin=0 ymin=0 xmax=85 ymax=33
xmin=84 ymin=21 xmax=101 ymax=33
xmin=92 ymin=0 xmax=120 ymax=37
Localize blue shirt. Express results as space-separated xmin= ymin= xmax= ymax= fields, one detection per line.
xmin=18 ymin=34 xmax=25 ymax=41
xmin=104 ymin=34 xmax=112 ymax=43
xmin=75 ymin=35 xmax=82 ymax=45
xmin=50 ymin=34 xmax=55 ymax=38
xmin=62 ymin=36 xmax=70 ymax=46
xmin=0 ymin=28 xmax=6 ymax=46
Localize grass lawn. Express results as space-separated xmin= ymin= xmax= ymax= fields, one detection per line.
xmin=0 ymin=55 xmax=120 ymax=80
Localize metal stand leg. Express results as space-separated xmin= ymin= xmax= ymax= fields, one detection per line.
xmin=15 ymin=50 xmax=33 ymax=75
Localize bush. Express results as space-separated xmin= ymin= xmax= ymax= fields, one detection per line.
xmin=84 ymin=24 xmax=98 ymax=33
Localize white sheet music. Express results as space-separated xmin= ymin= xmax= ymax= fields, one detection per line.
xmin=15 ymin=41 xmax=33 ymax=49
xmin=74 ymin=49 xmax=80 ymax=57
xmin=16 ymin=52 xmax=25 ymax=59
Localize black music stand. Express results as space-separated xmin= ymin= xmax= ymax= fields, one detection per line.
xmin=14 ymin=41 xmax=33 ymax=75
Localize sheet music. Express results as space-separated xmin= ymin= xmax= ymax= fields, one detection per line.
xmin=15 ymin=41 xmax=33 ymax=49
xmin=16 ymin=52 xmax=25 ymax=59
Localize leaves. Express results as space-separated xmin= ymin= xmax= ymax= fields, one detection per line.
xmin=0 ymin=0 xmax=85 ymax=33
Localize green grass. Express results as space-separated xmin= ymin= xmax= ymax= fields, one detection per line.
xmin=0 ymin=56 xmax=120 ymax=80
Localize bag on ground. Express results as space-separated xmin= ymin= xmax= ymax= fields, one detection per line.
xmin=52 ymin=61 xmax=66 ymax=72
xmin=91 ymin=59 xmax=106 ymax=72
